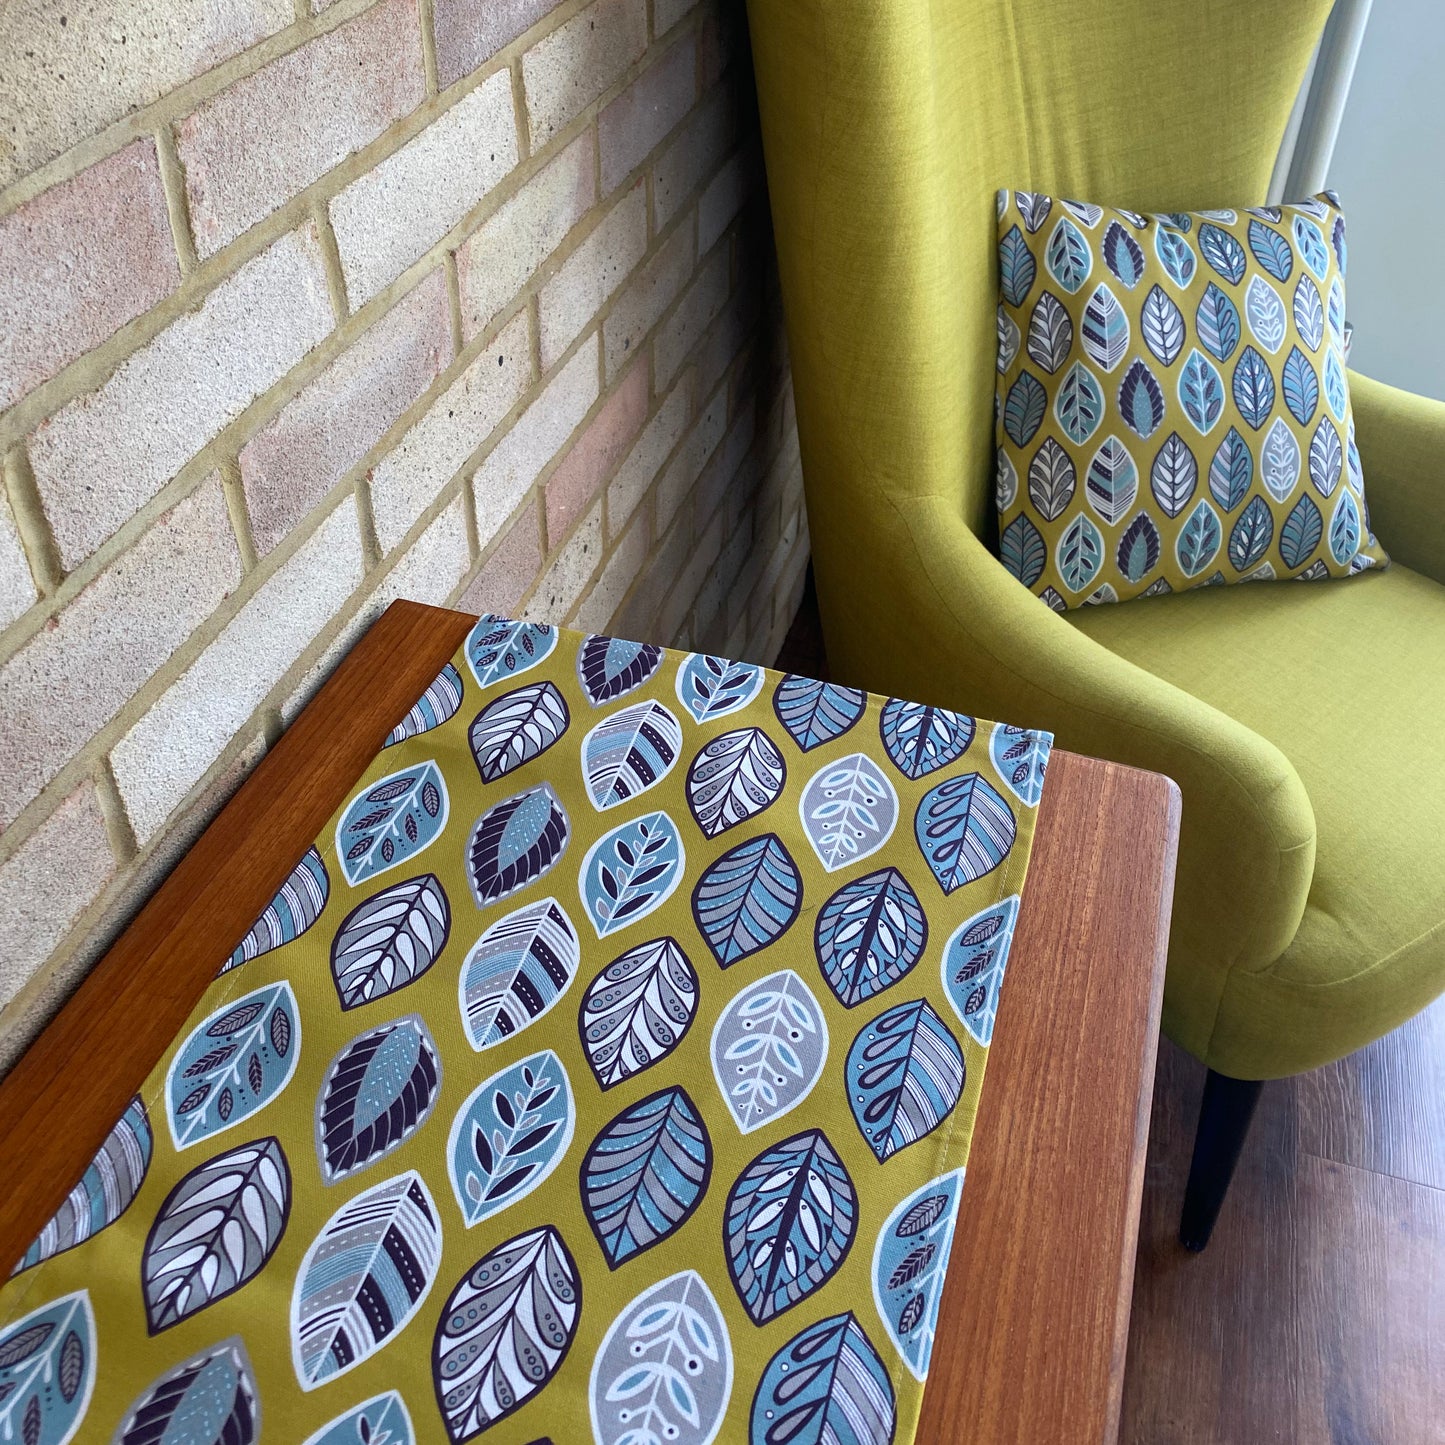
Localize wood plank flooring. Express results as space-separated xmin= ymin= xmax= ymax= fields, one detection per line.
xmin=778 ymin=572 xmax=1445 ymax=1445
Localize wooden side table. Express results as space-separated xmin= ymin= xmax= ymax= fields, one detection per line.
xmin=0 ymin=600 xmax=1179 ymax=1443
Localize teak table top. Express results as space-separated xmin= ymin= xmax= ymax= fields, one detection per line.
xmin=0 ymin=599 xmax=1180 ymax=1444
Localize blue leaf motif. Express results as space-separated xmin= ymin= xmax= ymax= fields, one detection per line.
xmin=580 ymin=1089 xmax=712 ymax=1266
xmin=1247 ymin=219 xmax=1293 ymax=281
xmin=166 ymin=981 xmax=300 ymax=1149
xmin=1026 ymin=291 xmax=1073 ymax=373
xmin=751 ymin=1312 xmax=896 ymax=1445
xmin=941 ymin=896 xmax=1020 ymax=1047
xmin=1199 ymin=223 xmax=1246 ymax=284
xmin=337 ymin=761 xmax=449 ymax=887
xmin=581 ymin=699 xmax=682 ymax=811
xmin=772 ymin=676 xmax=867 ymax=752
xmin=223 ymin=848 xmax=329 ymax=973
xmin=1232 ymin=345 xmax=1275 ymax=429
xmin=1196 ymin=283 xmax=1240 ymax=362
xmin=1116 ymin=511 xmax=1162 ymax=586
xmin=590 ymin=1271 xmax=732 ymax=1445
xmin=580 ymin=811 xmax=686 ymax=937
xmin=675 ymin=653 xmax=765 ymax=724
xmin=447 ymin=1049 xmax=573 ymax=1226
xmin=1140 ymin=284 xmax=1185 ymax=367
xmin=724 ymin=1130 xmax=857 ymax=1324
xmin=142 ymin=1137 xmax=290 ymax=1332
xmin=115 ymin=1339 xmax=258 ymax=1445
xmin=798 ymin=752 xmax=899 ymax=872
xmin=815 ymin=869 xmax=927 ymax=1008
xmin=578 ymin=936 xmax=699 ymax=1088
xmin=466 ymin=614 xmax=556 ymax=689
xmin=1324 ymin=347 xmax=1348 ymax=421
xmin=1176 ymin=498 xmax=1223 ymax=577
xmin=1156 ymin=211 xmax=1193 ymax=231
xmin=468 ymin=681 xmax=570 ymax=783
xmin=330 ymin=873 xmax=450 ymax=1011
xmin=432 ymin=1227 xmax=581 ymax=1441
xmin=1293 ymin=214 xmax=1330 ymax=279
xmin=914 ymin=773 xmax=1016 ymax=893
xmin=1208 ymin=427 xmax=1253 ymax=511
xmin=1080 ymin=283 xmax=1129 ymax=372
xmin=1293 ymin=274 xmax=1325 ymax=350
xmin=686 ymin=726 xmax=787 ymax=837
xmin=872 ymin=1170 xmax=965 ymax=1382
xmin=291 ymin=1171 xmax=442 ymax=1389
xmin=386 ymin=663 xmax=463 ymax=747
xmin=879 ymin=698 xmax=975 ymax=779
xmin=1102 ymin=219 xmax=1145 ymax=288
xmin=998 ymin=223 xmax=1035 ymax=307
xmin=1044 ymin=215 xmax=1092 ymax=293
xmin=988 ymin=723 xmax=1051 ymax=806
xmin=1330 ymin=488 xmax=1361 ymax=565
xmin=316 ymin=1015 xmax=442 ymax=1183
xmin=14 ymin=1099 xmax=151 ymax=1275
xmin=1003 ymin=370 xmax=1046 ymax=447
xmin=1150 ymin=432 xmax=1198 ymax=518
xmin=1117 ymin=358 xmax=1164 ymax=439
xmin=1283 ymin=346 xmax=1319 ymax=425
xmin=1244 ymin=276 xmax=1287 ymax=356
xmin=467 ymin=781 xmax=570 ymax=907
xmin=1310 ymin=417 xmax=1343 ymax=497
xmin=459 ymin=896 xmax=580 ymax=1050
xmin=710 ymin=969 xmax=829 ymax=1132
xmin=1154 ymin=226 xmax=1196 ymax=287
xmin=578 ymin=633 xmax=664 ymax=706
xmin=692 ymin=834 xmax=803 ymax=967
xmin=1055 ymin=512 xmax=1104 ymax=593
xmin=1228 ymin=495 xmax=1274 ymax=572
xmin=1054 ymin=361 xmax=1104 ymax=444
xmin=846 ymin=999 xmax=965 ymax=1161
xmin=0 ymin=1292 xmax=96 ymax=1445
xmin=1178 ymin=349 xmax=1225 ymax=435
xmin=1280 ymin=493 xmax=1323 ymax=570
xmin=1084 ymin=436 xmax=1137 ymax=524
xmin=302 ymin=1395 xmax=416 ymax=1445
xmin=1263 ymin=416 xmax=1302 ymax=501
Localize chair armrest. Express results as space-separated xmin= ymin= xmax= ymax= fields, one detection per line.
xmin=816 ymin=493 xmax=1316 ymax=1065
xmin=1350 ymin=370 xmax=1445 ymax=586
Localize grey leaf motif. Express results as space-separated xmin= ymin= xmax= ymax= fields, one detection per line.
xmin=684 ymin=726 xmax=786 ymax=838
xmin=330 ymin=873 xmax=450 ymax=1010
xmin=798 ymin=753 xmax=899 ymax=872
xmin=468 ymin=681 xmax=570 ymax=784
xmin=140 ymin=1137 xmax=290 ymax=1333
xmin=710 ymin=969 xmax=828 ymax=1133
xmin=579 ymin=937 xmax=699 ymax=1089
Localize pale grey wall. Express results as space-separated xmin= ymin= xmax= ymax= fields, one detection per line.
xmin=1327 ymin=0 xmax=1445 ymax=400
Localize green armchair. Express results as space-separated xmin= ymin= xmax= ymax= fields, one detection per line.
xmin=745 ymin=0 xmax=1445 ymax=1245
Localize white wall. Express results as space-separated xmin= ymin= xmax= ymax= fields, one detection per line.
xmin=1327 ymin=0 xmax=1445 ymax=400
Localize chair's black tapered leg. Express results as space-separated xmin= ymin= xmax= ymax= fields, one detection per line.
xmin=1179 ymin=1069 xmax=1265 ymax=1252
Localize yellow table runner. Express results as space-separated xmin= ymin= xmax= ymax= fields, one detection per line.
xmin=0 ymin=615 xmax=1053 ymax=1445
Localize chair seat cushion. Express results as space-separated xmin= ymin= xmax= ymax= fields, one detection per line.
xmin=1068 ymin=564 xmax=1445 ymax=1075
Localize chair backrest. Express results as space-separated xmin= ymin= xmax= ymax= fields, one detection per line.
xmin=746 ymin=0 xmax=1332 ymax=542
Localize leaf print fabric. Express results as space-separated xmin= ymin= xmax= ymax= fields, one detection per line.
xmin=0 ymin=616 xmax=1053 ymax=1445
xmin=993 ymin=189 xmax=1388 ymax=606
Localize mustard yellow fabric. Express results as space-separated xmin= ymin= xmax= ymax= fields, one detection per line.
xmin=994 ymin=191 xmax=1389 ymax=606
xmin=744 ymin=0 xmax=1445 ymax=1079
xmin=0 ymin=617 xmax=1051 ymax=1445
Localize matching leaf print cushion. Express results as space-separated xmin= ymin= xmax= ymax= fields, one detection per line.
xmin=993 ymin=190 xmax=1389 ymax=608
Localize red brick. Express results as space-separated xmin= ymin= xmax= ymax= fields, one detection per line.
xmin=433 ymin=0 xmax=556 ymax=90
xmin=176 ymin=0 xmax=426 ymax=258
xmin=0 ymin=139 xmax=179 ymax=409
xmin=240 ymin=268 xmax=451 ymax=554
xmin=459 ymin=501 xmax=542 ymax=616
xmin=598 ymin=36 xmax=697 ymax=194
xmin=545 ymin=360 xmax=648 ymax=545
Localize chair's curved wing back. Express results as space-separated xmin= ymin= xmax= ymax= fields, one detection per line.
xmin=746 ymin=0 xmax=1330 ymax=545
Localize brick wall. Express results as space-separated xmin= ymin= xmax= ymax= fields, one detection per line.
xmin=0 ymin=0 xmax=807 ymax=1073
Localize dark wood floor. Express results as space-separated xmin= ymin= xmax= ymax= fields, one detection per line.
xmin=776 ymin=575 xmax=1445 ymax=1445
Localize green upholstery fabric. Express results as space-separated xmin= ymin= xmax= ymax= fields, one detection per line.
xmin=744 ymin=0 xmax=1445 ymax=1077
